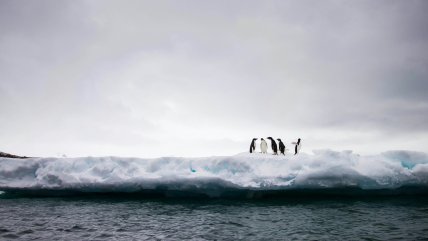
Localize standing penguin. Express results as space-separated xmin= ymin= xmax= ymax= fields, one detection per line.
xmin=260 ymin=138 xmax=268 ymax=154
xmin=293 ymin=138 xmax=301 ymax=155
xmin=267 ymin=137 xmax=278 ymax=155
xmin=249 ymin=138 xmax=257 ymax=153
xmin=277 ymin=138 xmax=285 ymax=155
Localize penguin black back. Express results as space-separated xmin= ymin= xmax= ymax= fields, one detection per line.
xmin=277 ymin=138 xmax=285 ymax=155
xmin=267 ymin=137 xmax=278 ymax=154
xmin=294 ymin=138 xmax=301 ymax=155
xmin=249 ymin=138 xmax=257 ymax=153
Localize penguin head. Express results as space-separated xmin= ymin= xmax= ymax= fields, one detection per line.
xmin=277 ymin=138 xmax=281 ymax=141
xmin=261 ymin=138 xmax=264 ymax=140
xmin=253 ymin=138 xmax=258 ymax=140
xmin=267 ymin=137 xmax=273 ymax=140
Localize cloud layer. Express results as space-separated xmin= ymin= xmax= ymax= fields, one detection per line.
xmin=1 ymin=0 xmax=427 ymax=157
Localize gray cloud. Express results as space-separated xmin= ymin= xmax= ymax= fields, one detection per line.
xmin=1 ymin=0 xmax=427 ymax=157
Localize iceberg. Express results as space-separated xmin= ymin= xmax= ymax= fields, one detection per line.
xmin=1 ymin=150 xmax=428 ymax=198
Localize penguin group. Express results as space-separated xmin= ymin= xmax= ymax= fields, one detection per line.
xmin=249 ymin=137 xmax=301 ymax=155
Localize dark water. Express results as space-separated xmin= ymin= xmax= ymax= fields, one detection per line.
xmin=1 ymin=196 xmax=428 ymax=240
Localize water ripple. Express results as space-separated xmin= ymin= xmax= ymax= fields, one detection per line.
xmin=0 ymin=197 xmax=427 ymax=240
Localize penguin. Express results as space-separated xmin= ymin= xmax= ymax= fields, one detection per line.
xmin=249 ymin=138 xmax=257 ymax=153
xmin=293 ymin=138 xmax=301 ymax=155
xmin=267 ymin=137 xmax=278 ymax=155
xmin=260 ymin=138 xmax=268 ymax=154
xmin=277 ymin=138 xmax=285 ymax=155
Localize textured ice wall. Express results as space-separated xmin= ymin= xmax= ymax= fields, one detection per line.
xmin=1 ymin=150 xmax=428 ymax=195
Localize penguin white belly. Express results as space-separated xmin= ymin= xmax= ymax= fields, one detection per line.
xmin=261 ymin=142 xmax=268 ymax=153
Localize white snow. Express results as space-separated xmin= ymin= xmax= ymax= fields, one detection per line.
xmin=0 ymin=150 xmax=427 ymax=194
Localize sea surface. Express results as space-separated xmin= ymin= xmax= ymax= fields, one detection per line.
xmin=1 ymin=196 xmax=428 ymax=240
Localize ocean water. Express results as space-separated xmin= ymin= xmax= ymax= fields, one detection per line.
xmin=1 ymin=150 xmax=428 ymax=240
xmin=1 ymin=196 xmax=428 ymax=240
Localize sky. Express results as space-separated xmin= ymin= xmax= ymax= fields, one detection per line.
xmin=1 ymin=0 xmax=428 ymax=157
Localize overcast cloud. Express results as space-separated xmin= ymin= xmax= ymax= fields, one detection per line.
xmin=1 ymin=0 xmax=427 ymax=157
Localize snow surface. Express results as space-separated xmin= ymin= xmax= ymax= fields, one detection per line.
xmin=1 ymin=150 xmax=428 ymax=197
